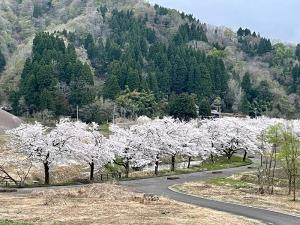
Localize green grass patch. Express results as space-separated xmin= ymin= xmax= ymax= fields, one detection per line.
xmin=199 ymin=156 xmax=252 ymax=171
xmin=207 ymin=177 xmax=254 ymax=189
xmin=100 ymin=123 xmax=110 ymax=137
xmin=0 ymin=220 xmax=34 ymax=225
xmin=123 ymin=156 xmax=252 ymax=181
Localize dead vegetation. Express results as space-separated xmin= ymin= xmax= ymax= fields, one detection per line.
xmin=0 ymin=183 xmax=261 ymax=225
xmin=175 ymin=174 xmax=300 ymax=216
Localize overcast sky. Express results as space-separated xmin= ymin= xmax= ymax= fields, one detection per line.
xmin=148 ymin=0 xmax=300 ymax=44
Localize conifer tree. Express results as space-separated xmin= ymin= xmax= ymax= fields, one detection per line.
xmin=199 ymin=98 xmax=211 ymax=117
xmin=169 ymin=93 xmax=197 ymax=121
xmin=0 ymin=49 xmax=6 ymax=73
xmin=103 ymin=75 xmax=121 ymax=100
xmin=295 ymin=44 xmax=300 ymax=60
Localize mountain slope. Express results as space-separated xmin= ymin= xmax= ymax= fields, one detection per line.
xmin=0 ymin=0 xmax=299 ymax=118
xmin=0 ymin=109 xmax=21 ymax=134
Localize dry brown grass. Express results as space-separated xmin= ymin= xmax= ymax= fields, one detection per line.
xmin=176 ymin=175 xmax=300 ymax=216
xmin=0 ymin=183 xmax=261 ymax=225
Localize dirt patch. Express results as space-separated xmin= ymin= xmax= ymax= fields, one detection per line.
xmin=0 ymin=183 xmax=261 ymax=225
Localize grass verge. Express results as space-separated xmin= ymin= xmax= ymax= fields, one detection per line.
xmin=0 ymin=220 xmax=34 ymax=225
xmin=123 ymin=156 xmax=252 ymax=181
xmin=173 ymin=173 xmax=300 ymax=216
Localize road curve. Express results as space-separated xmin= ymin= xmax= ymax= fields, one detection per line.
xmin=121 ymin=166 xmax=300 ymax=225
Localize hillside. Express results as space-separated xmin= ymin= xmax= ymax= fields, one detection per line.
xmin=0 ymin=109 xmax=21 ymax=134
xmin=0 ymin=0 xmax=299 ymax=119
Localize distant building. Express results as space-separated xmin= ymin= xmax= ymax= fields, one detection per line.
xmin=211 ymin=110 xmax=221 ymax=118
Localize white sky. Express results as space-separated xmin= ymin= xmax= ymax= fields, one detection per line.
xmin=148 ymin=0 xmax=300 ymax=44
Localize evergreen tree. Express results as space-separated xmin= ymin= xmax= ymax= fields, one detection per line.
xmin=126 ymin=68 xmax=140 ymax=90
xmin=103 ymin=75 xmax=121 ymax=100
xmin=237 ymin=27 xmax=244 ymax=36
xmin=116 ymin=90 xmax=157 ymax=118
xmin=241 ymin=72 xmax=252 ymax=94
xmin=171 ymin=55 xmax=187 ymax=93
xmin=257 ymin=38 xmax=272 ymax=55
xmin=241 ymin=94 xmax=250 ymax=114
xmin=0 ymin=50 xmax=6 ymax=73
xmin=147 ymin=72 xmax=159 ymax=95
xmin=33 ymin=4 xmax=43 ymax=18
xmin=99 ymin=6 xmax=108 ymax=19
xmin=69 ymin=63 xmax=95 ymax=107
xmin=295 ymin=44 xmax=300 ymax=60
xmin=173 ymin=23 xmax=207 ymax=45
xmin=12 ymin=32 xmax=94 ymax=115
xmin=199 ymin=98 xmax=211 ymax=117
xmin=291 ymin=65 xmax=300 ymax=93
xmin=169 ymin=93 xmax=197 ymax=121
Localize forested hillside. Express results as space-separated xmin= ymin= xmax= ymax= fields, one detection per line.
xmin=0 ymin=0 xmax=300 ymax=121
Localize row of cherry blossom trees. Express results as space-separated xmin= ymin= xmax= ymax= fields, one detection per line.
xmin=4 ymin=116 xmax=300 ymax=187
xmin=6 ymin=119 xmax=113 ymax=184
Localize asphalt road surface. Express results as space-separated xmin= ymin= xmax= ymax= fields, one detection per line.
xmin=121 ymin=166 xmax=300 ymax=225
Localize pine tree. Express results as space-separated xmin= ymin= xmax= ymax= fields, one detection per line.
xmin=147 ymin=72 xmax=159 ymax=95
xmin=241 ymin=94 xmax=250 ymax=114
xmin=237 ymin=27 xmax=244 ymax=36
xmin=199 ymin=98 xmax=211 ymax=117
xmin=103 ymin=75 xmax=121 ymax=100
xmin=126 ymin=68 xmax=140 ymax=90
xmin=169 ymin=93 xmax=197 ymax=121
xmin=14 ymin=32 xmax=95 ymax=115
xmin=0 ymin=50 xmax=6 ymax=73
xmin=296 ymin=44 xmax=300 ymax=60
xmin=196 ymin=64 xmax=212 ymax=97
xmin=171 ymin=55 xmax=187 ymax=93
xmin=241 ymin=72 xmax=252 ymax=94
xmin=99 ymin=6 xmax=108 ymax=19
xmin=257 ymin=38 xmax=272 ymax=55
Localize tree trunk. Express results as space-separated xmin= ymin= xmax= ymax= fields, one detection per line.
xmin=210 ymin=154 xmax=214 ymax=163
xmin=271 ymin=145 xmax=277 ymax=195
xmin=171 ymin=155 xmax=176 ymax=172
xmin=155 ymin=161 xmax=159 ymax=176
xmin=125 ymin=161 xmax=129 ymax=178
xmin=260 ymin=154 xmax=263 ymax=167
xmin=0 ymin=166 xmax=19 ymax=186
xmin=89 ymin=162 xmax=95 ymax=181
xmin=243 ymin=150 xmax=247 ymax=162
xmin=288 ymin=174 xmax=292 ymax=195
xmin=187 ymin=156 xmax=192 ymax=168
xmin=228 ymin=152 xmax=233 ymax=160
xmin=293 ymin=175 xmax=296 ymax=201
xmin=43 ymin=162 xmax=50 ymax=185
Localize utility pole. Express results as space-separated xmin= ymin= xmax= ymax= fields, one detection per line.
xmin=112 ymin=103 xmax=116 ymax=124
xmin=76 ymin=105 xmax=79 ymax=121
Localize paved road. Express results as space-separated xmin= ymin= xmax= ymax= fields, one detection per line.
xmin=121 ymin=166 xmax=300 ymax=225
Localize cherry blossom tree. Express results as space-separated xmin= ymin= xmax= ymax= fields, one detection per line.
xmin=7 ymin=122 xmax=53 ymax=184
xmin=108 ymin=124 xmax=151 ymax=178
xmin=199 ymin=117 xmax=265 ymax=161
xmin=0 ymin=136 xmax=32 ymax=187
xmin=59 ymin=121 xmax=114 ymax=181
xmin=7 ymin=119 xmax=79 ymax=185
